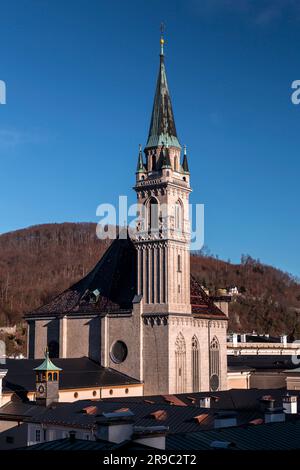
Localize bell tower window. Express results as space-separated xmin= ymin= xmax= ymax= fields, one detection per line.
xmin=148 ymin=197 xmax=159 ymax=231
xmin=175 ymin=200 xmax=183 ymax=230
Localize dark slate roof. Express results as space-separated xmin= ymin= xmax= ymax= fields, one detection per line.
xmin=101 ymin=388 xmax=300 ymax=412
xmin=228 ymin=355 xmax=300 ymax=371
xmin=0 ymin=357 xmax=140 ymax=397
xmin=166 ymin=421 xmax=300 ymax=451
xmin=25 ymin=236 xmax=137 ymax=317
xmin=21 ymin=437 xmax=148 ymax=451
xmin=22 ymin=438 xmax=118 ymax=451
xmin=145 ymin=53 xmax=180 ymax=149
xmin=0 ymin=397 xmax=260 ymax=434
xmin=190 ymin=276 xmax=227 ymax=319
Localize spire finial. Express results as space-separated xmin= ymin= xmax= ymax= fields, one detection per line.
xmin=184 ymin=144 xmax=187 ymax=156
xmin=139 ymin=143 xmax=142 ymax=152
xmin=160 ymin=22 xmax=165 ymax=55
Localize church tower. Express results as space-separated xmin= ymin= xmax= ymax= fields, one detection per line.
xmin=133 ymin=34 xmax=228 ymax=396
xmin=34 ymin=349 xmax=61 ymax=406
xmin=134 ymin=33 xmax=191 ymax=315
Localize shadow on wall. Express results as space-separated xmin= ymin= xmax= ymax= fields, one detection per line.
xmin=88 ymin=317 xmax=101 ymax=363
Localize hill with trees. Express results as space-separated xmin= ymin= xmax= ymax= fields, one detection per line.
xmin=0 ymin=222 xmax=300 ymax=354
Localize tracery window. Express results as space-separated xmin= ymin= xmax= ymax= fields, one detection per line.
xmin=175 ymin=333 xmax=186 ymax=393
xmin=192 ymin=335 xmax=200 ymax=392
xmin=209 ymin=336 xmax=220 ymax=391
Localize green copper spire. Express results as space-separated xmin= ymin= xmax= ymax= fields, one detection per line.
xmin=145 ymin=33 xmax=181 ymax=150
xmin=136 ymin=144 xmax=146 ymax=173
xmin=182 ymin=144 xmax=189 ymax=173
xmin=34 ymin=348 xmax=62 ymax=372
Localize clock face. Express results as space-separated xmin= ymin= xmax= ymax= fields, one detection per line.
xmin=37 ymin=384 xmax=45 ymax=395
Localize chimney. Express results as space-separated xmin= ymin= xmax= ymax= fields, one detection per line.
xmin=282 ymin=394 xmax=298 ymax=414
xmin=232 ymin=333 xmax=238 ymax=346
xmin=280 ymin=335 xmax=287 ymax=347
xmin=214 ymin=411 xmax=237 ymax=429
xmin=199 ymin=397 xmax=211 ymax=409
xmin=240 ymin=334 xmax=247 ymax=343
xmin=95 ymin=410 xmax=134 ymax=444
xmin=264 ymin=400 xmax=285 ymax=424
xmin=132 ymin=426 xmax=168 ymax=450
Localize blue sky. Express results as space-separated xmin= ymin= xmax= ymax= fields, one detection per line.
xmin=0 ymin=0 xmax=300 ymax=276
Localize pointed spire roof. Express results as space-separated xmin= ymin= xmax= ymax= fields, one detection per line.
xmin=182 ymin=145 xmax=190 ymax=173
xmin=34 ymin=349 xmax=62 ymax=372
xmin=145 ymin=37 xmax=181 ymax=150
xmin=136 ymin=144 xmax=146 ymax=173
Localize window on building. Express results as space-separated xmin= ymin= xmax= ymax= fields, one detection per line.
xmin=192 ymin=335 xmax=200 ymax=392
xmin=175 ymin=200 xmax=183 ymax=231
xmin=177 ymin=254 xmax=181 ymax=272
xmin=175 ymin=333 xmax=186 ymax=394
xmin=148 ymin=197 xmax=159 ymax=231
xmin=35 ymin=430 xmax=41 ymax=442
xmin=74 ymin=392 xmax=78 ymax=398
xmin=6 ymin=436 xmax=14 ymax=444
xmin=209 ymin=336 xmax=220 ymax=392
xmin=174 ymin=156 xmax=178 ymax=171
xmin=152 ymin=154 xmax=156 ymax=171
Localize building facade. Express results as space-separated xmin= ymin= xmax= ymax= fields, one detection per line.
xmin=25 ymin=37 xmax=228 ymax=395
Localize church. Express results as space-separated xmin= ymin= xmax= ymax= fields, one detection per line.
xmin=25 ymin=36 xmax=228 ymax=396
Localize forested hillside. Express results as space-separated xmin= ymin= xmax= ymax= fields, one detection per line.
xmin=1 ymin=223 xmax=300 ymax=350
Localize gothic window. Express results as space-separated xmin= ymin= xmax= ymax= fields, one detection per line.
xmin=148 ymin=197 xmax=159 ymax=231
xmin=192 ymin=335 xmax=200 ymax=392
xmin=175 ymin=333 xmax=186 ymax=393
xmin=175 ymin=200 xmax=183 ymax=230
xmin=174 ymin=156 xmax=178 ymax=172
xmin=152 ymin=155 xmax=156 ymax=171
xmin=209 ymin=336 xmax=220 ymax=391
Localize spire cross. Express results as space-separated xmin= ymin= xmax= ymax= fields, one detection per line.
xmin=160 ymin=22 xmax=165 ymax=55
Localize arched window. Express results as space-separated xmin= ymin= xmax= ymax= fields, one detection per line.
xmin=53 ymin=372 xmax=58 ymax=381
xmin=209 ymin=336 xmax=220 ymax=391
xmin=175 ymin=200 xmax=183 ymax=231
xmin=192 ymin=336 xmax=200 ymax=392
xmin=148 ymin=197 xmax=159 ymax=231
xmin=152 ymin=155 xmax=156 ymax=171
xmin=175 ymin=333 xmax=186 ymax=393
xmin=174 ymin=156 xmax=178 ymax=172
